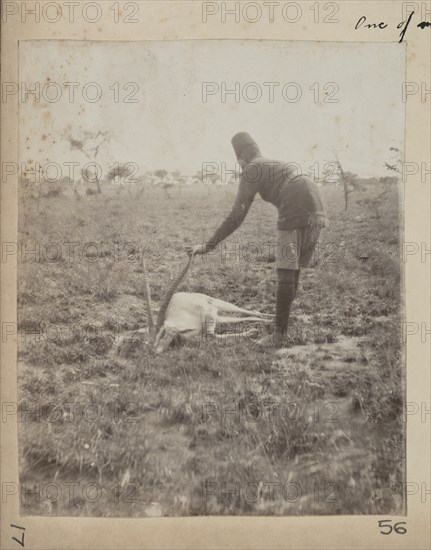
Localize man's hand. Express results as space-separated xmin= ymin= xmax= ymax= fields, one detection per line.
xmin=186 ymin=244 xmax=208 ymax=257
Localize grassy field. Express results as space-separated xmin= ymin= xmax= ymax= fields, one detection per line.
xmin=17 ymin=180 xmax=405 ymax=516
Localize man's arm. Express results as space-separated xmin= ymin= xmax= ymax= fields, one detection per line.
xmin=204 ymin=175 xmax=258 ymax=252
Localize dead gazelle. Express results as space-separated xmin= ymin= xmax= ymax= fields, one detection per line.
xmin=141 ymin=254 xmax=272 ymax=354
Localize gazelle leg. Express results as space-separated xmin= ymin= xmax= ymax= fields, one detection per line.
xmin=209 ymin=298 xmax=268 ymax=317
xmin=214 ymin=328 xmax=259 ymax=339
xmin=217 ymin=316 xmax=270 ymax=324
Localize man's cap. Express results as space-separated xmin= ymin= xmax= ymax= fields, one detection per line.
xmin=231 ymin=132 xmax=259 ymax=158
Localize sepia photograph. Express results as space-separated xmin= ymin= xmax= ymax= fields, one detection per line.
xmin=14 ymin=38 xmax=408 ymax=518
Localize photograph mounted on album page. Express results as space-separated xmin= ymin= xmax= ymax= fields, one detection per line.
xmin=1 ymin=1 xmax=430 ymax=549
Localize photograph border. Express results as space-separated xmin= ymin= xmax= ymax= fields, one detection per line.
xmin=1 ymin=1 xmax=430 ymax=548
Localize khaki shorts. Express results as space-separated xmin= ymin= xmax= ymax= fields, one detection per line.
xmin=276 ymin=225 xmax=321 ymax=270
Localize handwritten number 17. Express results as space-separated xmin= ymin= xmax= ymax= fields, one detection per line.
xmin=10 ymin=524 xmax=26 ymax=547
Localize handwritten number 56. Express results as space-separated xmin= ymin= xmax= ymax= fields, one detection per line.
xmin=378 ymin=520 xmax=407 ymax=535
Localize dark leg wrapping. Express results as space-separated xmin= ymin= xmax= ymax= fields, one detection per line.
xmin=275 ymin=269 xmax=299 ymax=335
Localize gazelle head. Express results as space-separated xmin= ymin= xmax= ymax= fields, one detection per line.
xmin=141 ymin=252 xmax=193 ymax=354
xmin=153 ymin=325 xmax=178 ymax=355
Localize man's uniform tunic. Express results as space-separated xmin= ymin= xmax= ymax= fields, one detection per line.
xmin=207 ymin=156 xmax=326 ymax=269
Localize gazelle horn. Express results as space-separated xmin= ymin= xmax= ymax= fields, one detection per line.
xmin=141 ymin=252 xmax=155 ymax=340
xmin=155 ymin=255 xmax=194 ymax=334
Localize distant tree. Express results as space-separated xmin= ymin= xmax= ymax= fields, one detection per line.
xmin=153 ymin=170 xmax=176 ymax=198
xmin=334 ymin=154 xmax=350 ymax=211
xmin=171 ymin=170 xmax=186 ymax=194
xmin=135 ymin=175 xmax=149 ymax=197
xmin=379 ymin=175 xmax=398 ymax=187
xmin=319 ymin=162 xmax=339 ymax=186
xmin=226 ymin=170 xmax=241 ymax=185
xmin=59 ymin=176 xmax=73 ymax=185
xmin=67 ymin=130 xmax=110 ymax=193
xmin=154 ymin=169 xmax=168 ymax=183
xmin=384 ymin=147 xmax=403 ymax=175
xmin=106 ymin=164 xmax=135 ymax=186
xmin=207 ymin=173 xmax=219 ymax=185
xmin=192 ymin=170 xmax=203 ymax=185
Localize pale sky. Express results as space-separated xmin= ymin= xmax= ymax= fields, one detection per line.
xmin=19 ymin=40 xmax=405 ymax=179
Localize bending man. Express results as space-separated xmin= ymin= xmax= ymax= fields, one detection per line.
xmin=186 ymin=132 xmax=326 ymax=346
